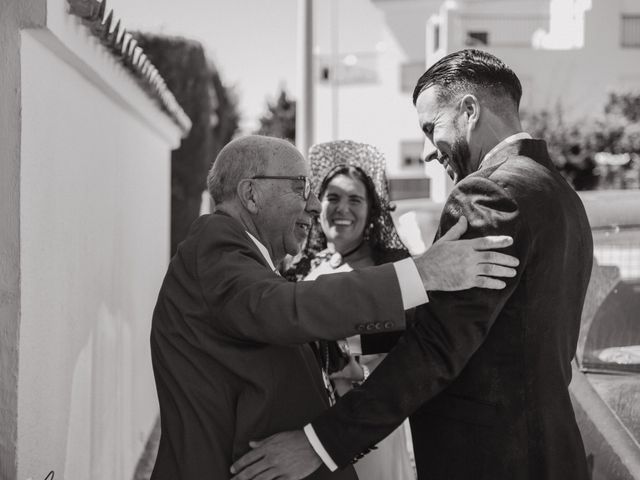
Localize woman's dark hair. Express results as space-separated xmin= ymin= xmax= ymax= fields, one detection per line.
xmin=314 ymin=165 xmax=394 ymax=254
xmin=282 ymin=140 xmax=409 ymax=280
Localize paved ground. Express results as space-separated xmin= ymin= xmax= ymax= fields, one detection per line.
xmin=133 ymin=416 xmax=160 ymax=480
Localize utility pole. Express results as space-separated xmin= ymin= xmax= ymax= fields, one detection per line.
xmin=296 ymin=0 xmax=314 ymax=156
xmin=330 ymin=0 xmax=339 ymax=140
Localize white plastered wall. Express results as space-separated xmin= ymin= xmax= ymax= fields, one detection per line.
xmin=5 ymin=0 xmax=184 ymax=478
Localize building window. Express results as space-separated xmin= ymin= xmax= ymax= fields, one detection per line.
xmin=400 ymin=140 xmax=424 ymax=168
xmin=400 ymin=62 xmax=426 ymax=93
xmin=465 ymin=31 xmax=489 ymax=46
xmin=434 ymin=24 xmax=440 ymax=51
xmin=388 ymin=178 xmax=430 ymax=201
xmin=621 ymin=15 xmax=640 ymax=48
xmin=316 ymin=53 xmax=379 ymax=85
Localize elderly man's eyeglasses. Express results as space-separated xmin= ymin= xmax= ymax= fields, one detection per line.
xmin=251 ymin=175 xmax=311 ymax=201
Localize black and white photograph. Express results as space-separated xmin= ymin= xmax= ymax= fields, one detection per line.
xmin=1 ymin=0 xmax=639 ymax=479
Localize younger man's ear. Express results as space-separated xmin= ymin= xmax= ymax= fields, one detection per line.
xmin=460 ymin=94 xmax=480 ymax=129
xmin=237 ymin=179 xmax=259 ymax=214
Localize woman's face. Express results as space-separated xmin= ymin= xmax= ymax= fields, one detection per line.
xmin=319 ymin=173 xmax=370 ymax=253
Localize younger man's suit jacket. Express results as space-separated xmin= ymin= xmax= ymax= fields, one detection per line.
xmin=311 ymin=139 xmax=594 ymax=480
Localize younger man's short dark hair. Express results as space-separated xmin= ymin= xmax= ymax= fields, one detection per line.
xmin=412 ymin=49 xmax=522 ymax=109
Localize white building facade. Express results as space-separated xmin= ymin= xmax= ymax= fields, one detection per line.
xmin=425 ymin=0 xmax=640 ymax=118
xmin=423 ymin=0 xmax=640 ymax=198
xmin=312 ymin=0 xmax=443 ymax=200
xmin=312 ymin=0 xmax=640 ymax=201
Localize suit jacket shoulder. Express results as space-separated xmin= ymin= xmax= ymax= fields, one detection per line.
xmin=168 ymin=213 xmax=408 ymax=346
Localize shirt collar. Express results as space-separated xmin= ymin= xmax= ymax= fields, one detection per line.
xmin=480 ymin=132 xmax=532 ymax=167
xmin=245 ymin=231 xmax=277 ymax=272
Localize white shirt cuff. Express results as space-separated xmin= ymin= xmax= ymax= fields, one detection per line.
xmin=393 ymin=258 xmax=429 ymax=309
xmin=344 ymin=336 xmax=362 ymax=356
xmin=304 ymin=424 xmax=338 ymax=472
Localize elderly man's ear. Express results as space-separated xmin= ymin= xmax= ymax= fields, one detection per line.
xmin=237 ymin=179 xmax=260 ymax=214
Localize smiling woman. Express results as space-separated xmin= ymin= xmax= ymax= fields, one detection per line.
xmin=319 ymin=168 xmax=371 ymax=262
xmin=285 ymin=139 xmax=417 ymax=480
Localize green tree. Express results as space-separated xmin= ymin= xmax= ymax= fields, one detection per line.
xmin=133 ymin=33 xmax=239 ymax=254
xmin=209 ymin=60 xmax=240 ymax=162
xmin=255 ymin=88 xmax=296 ymax=142
xmin=522 ymin=91 xmax=640 ymax=190
xmin=605 ymin=91 xmax=640 ymax=122
xmin=594 ymin=91 xmax=640 ymax=155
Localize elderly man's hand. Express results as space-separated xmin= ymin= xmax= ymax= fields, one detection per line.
xmin=329 ymin=356 xmax=364 ymax=382
xmin=415 ymin=216 xmax=519 ymax=291
xmin=230 ymin=430 xmax=322 ymax=480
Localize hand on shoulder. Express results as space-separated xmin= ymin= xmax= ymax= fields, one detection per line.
xmin=415 ymin=216 xmax=519 ymax=291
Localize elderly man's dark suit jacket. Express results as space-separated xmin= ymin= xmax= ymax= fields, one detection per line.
xmin=311 ymin=139 xmax=593 ymax=479
xmin=149 ymin=212 xmax=407 ymax=480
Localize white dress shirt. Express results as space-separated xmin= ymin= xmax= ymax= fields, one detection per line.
xmin=245 ymin=231 xmax=429 ymax=310
xmin=480 ymin=132 xmax=532 ymax=168
xmin=245 ymin=231 xmax=278 ymax=272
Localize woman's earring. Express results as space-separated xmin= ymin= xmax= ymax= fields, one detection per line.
xmin=363 ymin=222 xmax=374 ymax=240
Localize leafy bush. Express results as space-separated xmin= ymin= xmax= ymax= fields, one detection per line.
xmin=522 ymin=91 xmax=640 ymax=190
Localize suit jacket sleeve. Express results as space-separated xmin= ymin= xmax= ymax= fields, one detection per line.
xmin=196 ymin=217 xmax=406 ymax=345
xmin=360 ymin=249 xmax=416 ymax=355
xmin=360 ymin=308 xmax=416 ymax=354
xmin=310 ymin=175 xmax=531 ymax=467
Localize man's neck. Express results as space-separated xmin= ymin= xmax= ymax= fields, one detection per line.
xmin=474 ymin=118 xmax=523 ymax=167
xmin=216 ymin=203 xmax=283 ymax=266
xmin=215 ymin=201 xmax=250 ymax=228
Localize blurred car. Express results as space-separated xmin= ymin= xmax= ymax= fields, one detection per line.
xmin=391 ymin=189 xmax=640 ymax=480
xmin=569 ymin=190 xmax=640 ymax=480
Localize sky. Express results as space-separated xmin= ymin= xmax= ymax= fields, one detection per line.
xmin=109 ymin=0 xmax=384 ymax=132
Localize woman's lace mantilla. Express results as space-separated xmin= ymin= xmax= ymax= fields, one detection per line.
xmin=286 ymin=140 xmax=408 ymax=280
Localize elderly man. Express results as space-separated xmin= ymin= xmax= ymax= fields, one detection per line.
xmin=150 ymin=134 xmax=518 ymax=479
xmin=231 ymin=50 xmax=593 ymax=480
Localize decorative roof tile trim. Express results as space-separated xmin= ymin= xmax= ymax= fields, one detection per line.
xmin=67 ymin=0 xmax=192 ymax=136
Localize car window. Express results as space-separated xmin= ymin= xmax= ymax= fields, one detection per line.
xmin=577 ymin=224 xmax=640 ymax=373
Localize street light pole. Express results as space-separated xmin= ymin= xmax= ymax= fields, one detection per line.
xmin=330 ymin=0 xmax=339 ymax=140
xmin=296 ymin=0 xmax=314 ymax=156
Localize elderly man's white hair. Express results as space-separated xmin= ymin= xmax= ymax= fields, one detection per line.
xmin=207 ymin=135 xmax=296 ymax=204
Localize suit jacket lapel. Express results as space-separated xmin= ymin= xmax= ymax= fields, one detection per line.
xmin=213 ymin=211 xmax=275 ymax=272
